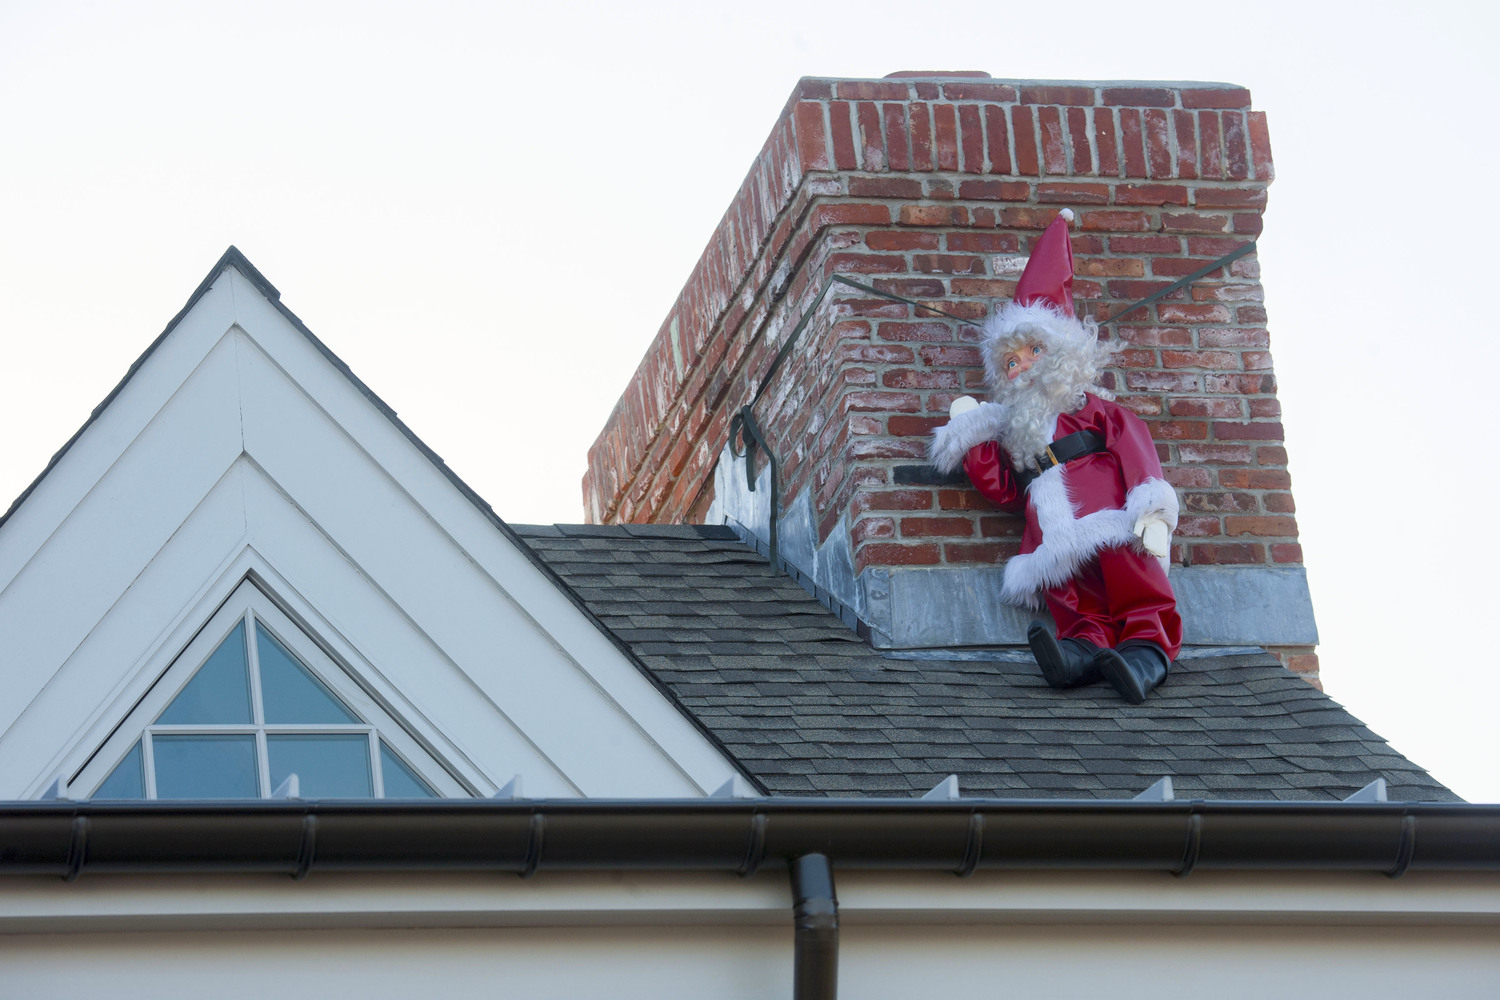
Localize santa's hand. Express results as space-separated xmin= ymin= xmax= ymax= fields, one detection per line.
xmin=948 ymin=395 xmax=979 ymax=419
xmin=1134 ymin=517 xmax=1171 ymax=558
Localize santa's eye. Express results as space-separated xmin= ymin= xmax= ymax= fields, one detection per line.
xmin=1006 ymin=358 xmax=1018 ymax=369
xmin=1031 ymin=345 xmax=1043 ymax=355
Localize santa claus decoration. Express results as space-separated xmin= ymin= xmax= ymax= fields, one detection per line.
xmin=929 ymin=208 xmax=1181 ymax=704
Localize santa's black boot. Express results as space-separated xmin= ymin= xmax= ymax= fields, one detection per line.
xmin=1094 ymin=641 xmax=1170 ymax=705
xmin=1027 ymin=624 xmax=1103 ymax=689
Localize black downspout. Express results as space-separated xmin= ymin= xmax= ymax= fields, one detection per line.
xmin=790 ymin=852 xmax=838 ymax=1000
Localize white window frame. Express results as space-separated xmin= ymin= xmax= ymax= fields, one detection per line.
xmin=74 ymin=579 xmax=471 ymax=799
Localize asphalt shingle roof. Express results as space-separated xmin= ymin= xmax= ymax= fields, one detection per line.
xmin=515 ymin=523 xmax=1458 ymax=803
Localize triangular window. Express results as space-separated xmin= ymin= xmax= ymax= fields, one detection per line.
xmin=82 ymin=582 xmax=463 ymax=800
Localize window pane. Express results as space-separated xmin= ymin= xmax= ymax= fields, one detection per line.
xmin=157 ymin=621 xmax=253 ymax=724
xmin=380 ymin=741 xmax=438 ymax=798
xmin=153 ymin=735 xmax=259 ymax=798
xmin=257 ymin=625 xmax=360 ymax=724
xmin=93 ymin=741 xmax=145 ymax=799
xmin=268 ymin=734 xmax=372 ymax=798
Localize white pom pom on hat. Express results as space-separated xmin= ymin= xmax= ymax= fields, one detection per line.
xmin=1058 ymin=207 xmax=1075 ymax=223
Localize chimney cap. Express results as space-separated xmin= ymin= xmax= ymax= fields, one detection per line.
xmin=883 ymin=70 xmax=992 ymax=79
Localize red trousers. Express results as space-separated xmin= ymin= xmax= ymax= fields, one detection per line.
xmin=1044 ymin=545 xmax=1182 ymax=660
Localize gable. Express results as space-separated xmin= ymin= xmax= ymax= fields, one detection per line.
xmin=0 ymin=252 xmax=744 ymax=800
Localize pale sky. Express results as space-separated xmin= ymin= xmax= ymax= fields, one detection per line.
xmin=3 ymin=0 xmax=1497 ymax=801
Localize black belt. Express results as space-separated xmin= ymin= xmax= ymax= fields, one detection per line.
xmin=1015 ymin=429 xmax=1105 ymax=488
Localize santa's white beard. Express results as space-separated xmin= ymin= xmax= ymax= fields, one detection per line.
xmin=995 ymin=362 xmax=1093 ymax=471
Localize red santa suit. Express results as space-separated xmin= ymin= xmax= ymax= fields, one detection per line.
xmin=955 ymin=393 xmax=1183 ymax=659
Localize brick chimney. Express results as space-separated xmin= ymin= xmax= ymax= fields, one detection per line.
xmin=583 ymin=74 xmax=1318 ymax=683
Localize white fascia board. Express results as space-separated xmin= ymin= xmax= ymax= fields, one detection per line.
xmin=223 ymin=269 xmax=738 ymax=795
xmin=2 ymin=870 xmax=1497 ymax=934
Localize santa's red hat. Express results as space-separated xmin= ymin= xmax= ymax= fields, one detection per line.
xmin=1012 ymin=208 xmax=1076 ymax=316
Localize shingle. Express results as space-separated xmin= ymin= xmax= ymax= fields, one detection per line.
xmin=513 ymin=523 xmax=1461 ymax=804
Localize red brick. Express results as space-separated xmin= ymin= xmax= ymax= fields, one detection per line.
xmin=925 ymin=178 xmax=955 ymax=200
xmin=1152 ymin=257 xmax=1225 ymax=278
xmin=812 ymin=203 xmax=892 ymax=227
xmin=851 ymin=516 xmax=897 ymax=545
xmin=1038 ymin=181 xmax=1111 ymax=205
xmin=1120 ymin=326 xmax=1191 ymax=347
xmin=828 ymin=252 xmax=909 ymax=274
xmin=883 ymin=103 xmax=912 ymax=172
xmin=1077 ymin=257 xmax=1146 ymax=278
xmin=1162 ymin=212 xmax=1229 ymax=234
xmin=876 ymin=278 xmax=947 ymax=297
xmin=1079 ymin=210 xmax=1153 ymax=232
xmin=1179 ymin=443 xmax=1252 ymax=464
xmin=1257 ymin=446 xmax=1289 ymax=465
xmin=1205 ymin=373 xmax=1275 ymax=394
xmin=1248 ymin=398 xmax=1280 ymax=418
xmin=933 ymin=103 xmax=960 ymax=170
xmin=1264 ymin=492 xmax=1296 ymax=513
xmin=1237 ymin=305 xmax=1268 ymax=324
xmin=1149 ymin=420 xmax=1208 ymax=440
xmin=856 ymin=101 xmax=885 ymax=170
xmin=942 ymin=81 xmax=1020 ymax=101
xmin=829 ymin=101 xmax=858 ymax=170
xmin=950 ymin=279 xmax=1013 ymax=297
xmin=1198 ymin=111 xmax=1224 ymax=179
xmin=1038 ymin=106 xmax=1066 ymax=173
xmin=911 ymin=254 xmax=984 ymax=274
xmin=1106 ymin=237 xmax=1176 ymax=258
xmin=1173 ymin=110 xmax=1197 ymax=179
xmin=1011 ymin=105 xmax=1039 ymax=176
xmin=1247 ymin=111 xmax=1274 ymax=181
xmin=1219 ymin=469 xmax=1291 ymax=489
xmin=1223 ymin=112 xmax=1249 ymax=180
xmin=843 ymin=390 xmax=922 ymax=412
xmin=1125 ymin=371 xmax=1202 ymax=392
xmin=1066 ymin=107 xmax=1093 ymax=173
xmin=1183 ymin=491 xmax=1256 ymax=513
xmin=1118 ymin=109 xmax=1147 ymax=178
xmin=850 ymin=438 xmax=927 ymax=460
xmin=1001 ymin=206 xmax=1064 ymax=229
xmin=1114 ymin=348 xmax=1158 ymax=368
xmin=855 ymin=542 xmax=941 ymax=569
xmin=879 ymin=322 xmax=954 ymax=342
xmin=1233 ymin=213 xmax=1264 ymax=236
xmin=1165 ymin=467 xmax=1213 ymax=488
xmin=899 ymin=204 xmax=970 ymax=226
xmin=867 ymin=231 xmax=940 ymax=251
xmin=901 ymin=516 xmax=974 ymax=538
xmin=948 ymin=232 xmax=1021 ymax=252
xmin=1169 ymin=396 xmax=1242 ymax=418
xmin=796 ymin=80 xmax=833 ymax=100
xmin=853 ymin=489 xmax=934 ymax=513
xmin=1115 ymin=184 xmax=1189 ymax=206
xmin=937 ymin=489 xmax=989 ymax=511
xmin=1193 ymin=188 xmax=1266 ymax=210
xmin=1225 ymin=515 xmax=1297 ymax=537
xmin=1159 ymin=303 xmax=1231 ymax=323
xmin=911 ymin=102 xmax=934 ymax=170
xmin=1143 ymin=109 xmax=1172 ymax=178
xmin=1115 ymin=395 xmax=1163 ymax=416
xmin=981 ymin=105 xmax=1013 ymax=176
xmin=978 ymin=515 xmax=1023 ymax=537
xmin=1094 ymin=108 xmax=1120 ymax=176
xmin=1102 ymin=87 xmax=1175 ymax=107
xmin=1176 ymin=515 xmax=1222 ymax=537
xmin=1243 ymin=351 xmax=1274 ymax=371
xmin=883 ymin=369 xmax=961 ymax=390
xmin=958 ymin=104 xmax=984 ymax=173
xmin=1182 ymin=88 xmax=1251 ymax=109
xmin=1188 ymin=542 xmax=1263 ymax=564
xmin=887 ymin=415 xmax=949 ymax=437
xmin=1271 ymin=543 xmax=1303 ymax=563
xmin=1020 ymin=85 xmax=1095 ymax=105
xmin=836 ymin=81 xmax=910 ymax=101
xmin=918 ymin=345 xmax=983 ymax=366
xmin=794 ymin=101 xmax=830 ymax=170
xmin=944 ymin=541 xmax=1018 ymax=563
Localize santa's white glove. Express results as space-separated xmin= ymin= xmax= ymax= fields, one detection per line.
xmin=949 ymin=395 xmax=979 ymax=418
xmin=1134 ymin=517 xmax=1171 ymax=559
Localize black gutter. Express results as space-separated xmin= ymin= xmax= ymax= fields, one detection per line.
xmin=3 ymin=798 xmax=1498 ymax=879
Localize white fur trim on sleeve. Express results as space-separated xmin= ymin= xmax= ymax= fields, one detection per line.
xmin=1123 ymin=477 xmax=1180 ymax=532
xmin=928 ymin=401 xmax=1009 ymax=474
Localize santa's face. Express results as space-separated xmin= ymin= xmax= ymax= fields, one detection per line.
xmin=1001 ymin=342 xmax=1045 ymax=380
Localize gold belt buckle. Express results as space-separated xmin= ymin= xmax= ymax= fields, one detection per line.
xmin=1044 ymin=444 xmax=1060 ymax=468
